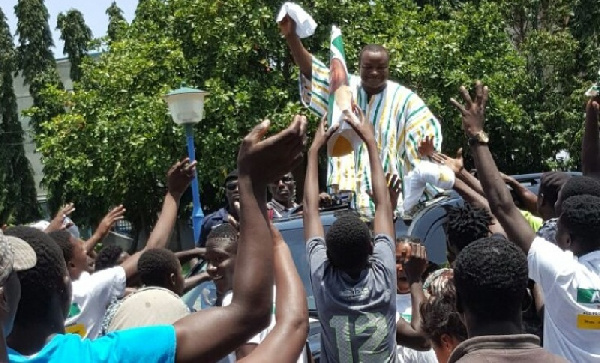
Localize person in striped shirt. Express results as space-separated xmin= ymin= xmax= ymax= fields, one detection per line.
xmin=280 ymin=15 xmax=443 ymax=216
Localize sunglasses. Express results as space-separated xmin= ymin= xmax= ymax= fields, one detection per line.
xmin=225 ymin=181 xmax=238 ymax=191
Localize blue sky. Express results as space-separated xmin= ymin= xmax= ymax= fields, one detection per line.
xmin=1 ymin=0 xmax=139 ymax=58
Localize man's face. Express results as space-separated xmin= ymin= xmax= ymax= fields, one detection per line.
xmin=269 ymin=173 xmax=295 ymax=205
xmin=69 ymin=238 xmax=89 ymax=280
xmin=359 ymin=50 xmax=389 ymax=94
xmin=225 ymin=178 xmax=239 ymax=209
xmin=205 ymin=240 xmax=236 ymax=294
xmin=1 ymin=272 xmax=21 ymax=336
xmin=395 ymin=243 xmax=410 ymax=294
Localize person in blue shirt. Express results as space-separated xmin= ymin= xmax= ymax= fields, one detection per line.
xmin=6 ymin=116 xmax=308 ymax=363
xmin=198 ymin=170 xmax=240 ymax=247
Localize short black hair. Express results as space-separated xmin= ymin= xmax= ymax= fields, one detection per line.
xmin=138 ymin=248 xmax=181 ymax=288
xmin=325 ymin=213 xmax=372 ymax=270
xmin=420 ymin=280 xmax=467 ymax=347
xmin=95 ymin=245 xmax=124 ymax=271
xmin=560 ymin=195 xmax=600 ymax=247
xmin=454 ymin=237 xmax=528 ymax=322
xmin=539 ymin=172 xmax=571 ymax=207
xmin=48 ymin=230 xmax=74 ymax=263
xmin=5 ymin=226 xmax=68 ymax=325
xmin=396 ymin=235 xmax=421 ymax=245
xmin=560 ymin=176 xmax=600 ymax=202
xmin=206 ymin=223 xmax=239 ymax=253
xmin=359 ymin=44 xmax=389 ymax=62
xmin=443 ymin=204 xmax=492 ymax=253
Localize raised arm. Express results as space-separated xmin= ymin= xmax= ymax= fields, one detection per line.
xmin=450 ymin=82 xmax=535 ymax=253
xmin=174 ymin=116 xmax=307 ymax=363
xmin=347 ymin=107 xmax=395 ymax=237
xmin=500 ymin=173 xmax=539 ymax=215
xmin=304 ymin=116 xmax=338 ymax=240
xmin=174 ymin=247 xmax=205 ymax=265
xmin=45 ymin=203 xmax=75 ymax=233
xmin=279 ymin=15 xmax=312 ymax=79
xmin=241 ymin=224 xmax=309 ymax=362
xmin=120 ymin=158 xmax=196 ymax=279
xmin=583 ymin=98 xmax=600 ymax=178
xmin=83 ymin=205 xmax=126 ymax=255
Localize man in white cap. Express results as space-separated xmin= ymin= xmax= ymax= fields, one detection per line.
xmin=0 ymin=230 xmax=36 ymax=360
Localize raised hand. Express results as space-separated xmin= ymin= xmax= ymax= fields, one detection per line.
xmin=95 ymin=205 xmax=126 ymax=237
xmin=345 ymin=104 xmax=375 ymax=145
xmin=367 ymin=173 xmax=401 ymax=210
xmin=450 ymin=80 xmax=489 ymax=137
xmin=418 ymin=136 xmax=436 ymax=158
xmin=310 ymin=114 xmax=339 ymax=152
xmin=402 ymin=242 xmax=428 ymax=283
xmin=45 ymin=202 xmax=76 ymax=232
xmin=278 ymin=15 xmax=296 ymax=38
xmin=167 ymin=158 xmax=197 ymax=198
xmin=430 ymin=148 xmax=465 ymax=174
xmin=238 ymin=115 xmax=307 ymax=185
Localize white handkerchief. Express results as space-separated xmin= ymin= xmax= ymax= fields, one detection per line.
xmin=276 ymin=2 xmax=317 ymax=38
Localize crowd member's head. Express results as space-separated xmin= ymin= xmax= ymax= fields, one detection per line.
xmin=443 ymin=204 xmax=492 ymax=264
xmin=537 ymin=172 xmax=571 ymax=220
xmin=0 ymin=231 xmax=36 ymax=337
xmin=205 ymin=224 xmax=238 ymax=296
xmin=48 ymin=230 xmax=88 ymax=280
xmin=95 ymin=245 xmax=129 ymax=271
xmin=395 ymin=235 xmax=422 ymax=294
xmin=268 ymin=172 xmax=296 ymax=207
xmin=359 ymin=44 xmax=389 ymax=95
xmin=224 ymin=170 xmax=239 ymax=213
xmin=5 ymin=227 xmax=71 ymax=349
xmin=325 ymin=212 xmax=372 ymax=276
xmin=454 ymin=237 xmax=528 ymax=337
xmin=555 ymin=195 xmax=600 ymax=256
xmin=138 ymin=248 xmax=185 ymax=296
xmin=420 ymin=280 xmax=467 ymax=363
xmin=555 ymin=175 xmax=600 ymax=215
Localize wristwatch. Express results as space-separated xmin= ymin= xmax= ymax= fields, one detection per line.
xmin=468 ymin=131 xmax=489 ymax=146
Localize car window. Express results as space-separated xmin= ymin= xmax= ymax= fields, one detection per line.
xmin=280 ymin=228 xmax=316 ymax=311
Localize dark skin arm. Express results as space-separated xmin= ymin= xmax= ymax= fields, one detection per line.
xmin=450 ymin=81 xmax=535 ymax=253
xmin=279 ymin=15 xmax=312 ymax=79
xmin=83 ymin=205 xmax=126 ymax=255
xmin=45 ymin=203 xmax=75 ymax=233
xmin=120 ymin=158 xmax=196 ymax=280
xmin=304 ymin=115 xmax=339 ymax=241
xmin=240 ymin=224 xmax=309 ymax=362
xmin=182 ymin=272 xmax=211 ymax=295
xmin=396 ymin=243 xmax=431 ymax=351
xmin=173 ymin=116 xmax=307 ymax=363
xmin=347 ymin=107 xmax=395 ymax=238
xmin=175 ymin=247 xmax=205 ymax=265
xmin=583 ymin=98 xmax=600 ymax=179
xmin=500 ymin=173 xmax=539 ymax=215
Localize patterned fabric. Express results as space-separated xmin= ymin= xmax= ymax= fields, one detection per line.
xmin=299 ymin=57 xmax=442 ymax=216
xmin=536 ymin=217 xmax=558 ymax=244
xmin=267 ymin=199 xmax=299 ymax=219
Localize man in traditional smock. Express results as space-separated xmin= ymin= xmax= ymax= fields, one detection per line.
xmin=280 ymin=16 xmax=443 ymax=216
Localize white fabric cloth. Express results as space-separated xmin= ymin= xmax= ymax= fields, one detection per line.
xmin=395 ymin=294 xmax=438 ymax=363
xmin=219 ymin=286 xmax=309 ymax=363
xmin=276 ymin=2 xmax=317 ymax=39
xmin=403 ymin=160 xmax=455 ymax=212
xmin=66 ymin=266 xmax=126 ymax=339
xmin=528 ymin=237 xmax=600 ymax=362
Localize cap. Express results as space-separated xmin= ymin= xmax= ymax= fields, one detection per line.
xmin=0 ymin=230 xmax=36 ymax=284
xmin=224 ymin=170 xmax=238 ymax=185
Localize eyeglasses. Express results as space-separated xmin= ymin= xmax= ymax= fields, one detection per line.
xmin=270 ymin=176 xmax=294 ymax=185
xmin=225 ymin=181 xmax=238 ymax=191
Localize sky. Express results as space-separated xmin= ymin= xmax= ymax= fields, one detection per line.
xmin=1 ymin=0 xmax=139 ymax=59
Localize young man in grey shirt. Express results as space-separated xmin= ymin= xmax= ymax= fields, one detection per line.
xmin=303 ymin=109 xmax=397 ymax=363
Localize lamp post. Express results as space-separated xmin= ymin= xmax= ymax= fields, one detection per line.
xmin=164 ymin=84 xmax=209 ymax=245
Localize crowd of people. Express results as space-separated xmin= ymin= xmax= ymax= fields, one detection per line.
xmin=0 ymin=11 xmax=599 ymax=363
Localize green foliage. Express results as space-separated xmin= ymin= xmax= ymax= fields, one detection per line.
xmin=36 ymin=0 xmax=599 ymax=232
xmin=0 ymin=7 xmax=40 ymax=224
xmin=106 ymin=1 xmax=128 ymax=44
xmin=57 ymin=9 xmax=93 ymax=82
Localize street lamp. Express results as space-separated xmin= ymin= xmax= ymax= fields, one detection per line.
xmin=164 ymin=83 xmax=209 ymax=245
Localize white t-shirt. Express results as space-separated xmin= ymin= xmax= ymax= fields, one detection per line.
xmin=219 ymin=286 xmax=308 ymax=363
xmin=395 ymin=294 xmax=438 ymax=363
xmin=65 ymin=266 xmax=126 ymax=339
xmin=528 ymin=237 xmax=600 ymax=362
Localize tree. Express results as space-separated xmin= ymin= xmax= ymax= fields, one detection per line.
xmin=36 ymin=0 xmax=599 ymax=233
xmin=57 ymin=9 xmax=92 ymax=82
xmin=0 ymin=8 xmax=40 ymax=224
xmin=14 ymin=0 xmax=64 ymax=134
xmin=106 ymin=1 xmax=128 ymax=44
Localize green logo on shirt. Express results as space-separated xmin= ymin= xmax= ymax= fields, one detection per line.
xmin=577 ymin=288 xmax=600 ymax=304
xmin=68 ymin=302 xmax=81 ymax=318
